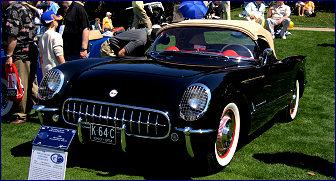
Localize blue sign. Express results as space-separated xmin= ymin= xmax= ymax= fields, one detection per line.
xmin=32 ymin=126 xmax=76 ymax=150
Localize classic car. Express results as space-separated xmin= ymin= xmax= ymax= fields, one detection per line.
xmin=33 ymin=20 xmax=306 ymax=172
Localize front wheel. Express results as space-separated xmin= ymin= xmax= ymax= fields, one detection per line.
xmin=204 ymin=102 xmax=241 ymax=172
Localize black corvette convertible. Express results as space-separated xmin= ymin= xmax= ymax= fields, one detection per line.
xmin=34 ymin=20 xmax=306 ymax=171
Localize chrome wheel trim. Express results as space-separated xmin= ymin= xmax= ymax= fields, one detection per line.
xmin=1 ymin=78 xmax=13 ymax=117
xmin=290 ymin=80 xmax=300 ymax=119
xmin=215 ymin=103 xmax=240 ymax=166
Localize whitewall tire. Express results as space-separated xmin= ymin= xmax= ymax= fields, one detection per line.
xmin=214 ymin=102 xmax=240 ymax=167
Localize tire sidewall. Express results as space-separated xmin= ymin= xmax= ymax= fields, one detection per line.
xmin=290 ymin=80 xmax=300 ymax=120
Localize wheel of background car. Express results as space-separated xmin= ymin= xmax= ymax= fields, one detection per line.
xmin=1 ymin=78 xmax=13 ymax=117
xmin=213 ymin=102 xmax=240 ymax=167
xmin=288 ymin=80 xmax=300 ymax=120
xmin=220 ymin=43 xmax=253 ymax=58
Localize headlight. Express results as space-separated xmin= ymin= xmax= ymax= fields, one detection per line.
xmin=38 ymin=69 xmax=64 ymax=100
xmin=179 ymin=83 xmax=211 ymax=121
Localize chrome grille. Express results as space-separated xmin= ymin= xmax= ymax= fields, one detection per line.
xmin=62 ymin=98 xmax=170 ymax=139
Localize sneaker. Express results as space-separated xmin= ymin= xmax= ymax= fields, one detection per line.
xmin=286 ymin=31 xmax=292 ymax=35
xmin=282 ymin=35 xmax=286 ymax=39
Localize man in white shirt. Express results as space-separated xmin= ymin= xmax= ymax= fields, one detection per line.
xmin=266 ymin=1 xmax=291 ymax=39
xmin=243 ymin=1 xmax=266 ymax=26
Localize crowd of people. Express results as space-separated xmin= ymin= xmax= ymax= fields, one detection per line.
xmin=1 ymin=1 xmax=317 ymax=124
xmin=238 ymin=1 xmax=315 ymax=39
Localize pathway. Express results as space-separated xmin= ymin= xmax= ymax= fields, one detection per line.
xmin=292 ymin=27 xmax=335 ymax=32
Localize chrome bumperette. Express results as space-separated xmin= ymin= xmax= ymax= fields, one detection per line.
xmin=62 ymin=98 xmax=171 ymax=139
xmin=175 ymin=127 xmax=215 ymax=158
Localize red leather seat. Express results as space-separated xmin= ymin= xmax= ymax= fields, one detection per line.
xmin=165 ymin=46 xmax=180 ymax=51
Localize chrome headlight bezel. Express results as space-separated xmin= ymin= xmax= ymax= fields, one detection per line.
xmin=38 ymin=69 xmax=64 ymax=100
xmin=179 ymin=83 xmax=211 ymax=121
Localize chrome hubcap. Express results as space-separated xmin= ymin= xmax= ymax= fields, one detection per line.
xmin=216 ymin=113 xmax=235 ymax=157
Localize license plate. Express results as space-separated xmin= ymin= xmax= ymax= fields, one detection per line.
xmin=90 ymin=123 xmax=116 ymax=145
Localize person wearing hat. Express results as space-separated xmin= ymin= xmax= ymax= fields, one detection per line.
xmin=103 ymin=12 xmax=114 ymax=32
xmin=38 ymin=11 xmax=65 ymax=76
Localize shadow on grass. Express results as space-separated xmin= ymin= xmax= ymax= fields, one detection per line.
xmin=65 ymin=140 xmax=210 ymax=179
xmin=253 ymin=152 xmax=335 ymax=177
xmin=317 ymin=43 xmax=335 ymax=48
xmin=11 ymin=140 xmax=33 ymax=157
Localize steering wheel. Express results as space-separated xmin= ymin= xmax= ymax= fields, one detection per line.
xmin=220 ymin=43 xmax=254 ymax=58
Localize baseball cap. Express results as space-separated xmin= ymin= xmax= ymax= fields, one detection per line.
xmin=41 ymin=11 xmax=63 ymax=24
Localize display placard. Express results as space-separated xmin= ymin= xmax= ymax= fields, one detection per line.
xmin=32 ymin=125 xmax=76 ymax=150
xmin=28 ymin=146 xmax=68 ymax=180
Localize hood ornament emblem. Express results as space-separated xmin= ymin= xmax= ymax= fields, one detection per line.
xmin=109 ymin=89 xmax=118 ymax=97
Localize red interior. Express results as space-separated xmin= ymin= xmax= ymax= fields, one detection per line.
xmin=165 ymin=46 xmax=252 ymax=59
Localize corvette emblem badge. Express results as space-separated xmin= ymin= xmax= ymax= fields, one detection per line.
xmin=109 ymin=89 xmax=118 ymax=97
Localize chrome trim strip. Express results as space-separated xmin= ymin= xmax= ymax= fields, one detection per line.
xmin=33 ymin=105 xmax=59 ymax=112
xmin=175 ymin=127 xmax=215 ymax=134
xmin=62 ymin=98 xmax=171 ymax=139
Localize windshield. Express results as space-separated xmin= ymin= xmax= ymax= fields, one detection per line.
xmin=149 ymin=27 xmax=257 ymax=60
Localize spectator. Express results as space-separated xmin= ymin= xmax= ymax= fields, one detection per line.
xmin=103 ymin=12 xmax=113 ymax=32
xmin=206 ymin=1 xmax=224 ymax=19
xmin=20 ymin=2 xmax=45 ymax=36
xmin=100 ymin=28 xmax=159 ymax=57
xmin=242 ymin=1 xmax=266 ymax=25
xmin=46 ymin=1 xmax=60 ymax=14
xmin=94 ymin=18 xmax=103 ymax=33
xmin=304 ymin=1 xmax=315 ymax=16
xmin=57 ymin=1 xmax=90 ymax=61
xmin=266 ymin=1 xmax=291 ymax=39
xmin=1 ymin=1 xmax=39 ymax=124
xmin=222 ymin=1 xmax=231 ymax=20
xmin=38 ymin=11 xmax=65 ymax=76
xmin=296 ymin=1 xmax=305 ymax=16
xmin=131 ymin=1 xmax=152 ymax=29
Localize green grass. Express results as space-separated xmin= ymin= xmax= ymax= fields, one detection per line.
xmin=1 ymin=11 xmax=335 ymax=180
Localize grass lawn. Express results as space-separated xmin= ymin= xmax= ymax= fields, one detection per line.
xmin=1 ymin=10 xmax=335 ymax=181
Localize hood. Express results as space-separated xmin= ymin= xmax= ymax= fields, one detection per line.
xmin=69 ymin=58 xmax=231 ymax=113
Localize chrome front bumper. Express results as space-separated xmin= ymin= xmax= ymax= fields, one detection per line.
xmin=33 ymin=104 xmax=216 ymax=158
